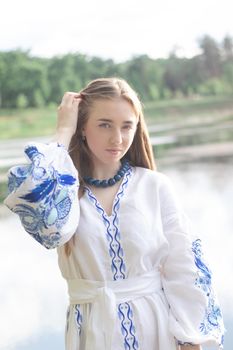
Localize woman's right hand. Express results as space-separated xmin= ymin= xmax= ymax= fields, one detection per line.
xmin=54 ymin=92 xmax=83 ymax=149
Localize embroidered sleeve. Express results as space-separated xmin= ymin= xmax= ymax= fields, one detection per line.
xmin=4 ymin=142 xmax=80 ymax=249
xmin=158 ymin=174 xmax=225 ymax=349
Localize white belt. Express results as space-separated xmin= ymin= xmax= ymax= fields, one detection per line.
xmin=67 ymin=269 xmax=162 ymax=350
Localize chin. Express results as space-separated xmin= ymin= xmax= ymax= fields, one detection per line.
xmin=92 ymin=156 xmax=119 ymax=167
xmin=104 ymin=153 xmax=124 ymax=163
xmin=106 ymin=158 xmax=122 ymax=165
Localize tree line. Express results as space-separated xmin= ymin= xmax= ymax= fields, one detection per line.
xmin=0 ymin=34 xmax=233 ymax=108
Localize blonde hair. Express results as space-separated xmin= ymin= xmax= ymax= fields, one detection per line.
xmin=65 ymin=77 xmax=156 ymax=255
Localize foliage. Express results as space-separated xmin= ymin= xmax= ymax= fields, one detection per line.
xmin=16 ymin=94 xmax=28 ymax=108
xmin=0 ymin=35 xmax=233 ymax=108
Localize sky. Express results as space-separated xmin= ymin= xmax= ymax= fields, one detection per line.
xmin=0 ymin=0 xmax=233 ymax=62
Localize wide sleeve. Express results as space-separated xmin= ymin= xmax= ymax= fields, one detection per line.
xmin=158 ymin=174 xmax=225 ymax=349
xmin=4 ymin=142 xmax=80 ymax=249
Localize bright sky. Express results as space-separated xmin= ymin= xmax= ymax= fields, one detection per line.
xmin=0 ymin=0 xmax=233 ymax=62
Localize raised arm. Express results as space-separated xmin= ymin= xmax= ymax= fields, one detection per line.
xmin=52 ymin=91 xmax=82 ymax=149
xmin=4 ymin=92 xmax=83 ymax=249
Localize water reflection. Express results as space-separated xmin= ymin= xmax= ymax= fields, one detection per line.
xmin=160 ymin=159 xmax=233 ymax=350
xmin=0 ymin=159 xmax=232 ymax=349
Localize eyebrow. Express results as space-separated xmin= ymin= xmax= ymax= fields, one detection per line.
xmin=97 ymin=118 xmax=134 ymax=125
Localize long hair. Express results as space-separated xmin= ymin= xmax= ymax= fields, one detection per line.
xmin=65 ymin=77 xmax=156 ymax=255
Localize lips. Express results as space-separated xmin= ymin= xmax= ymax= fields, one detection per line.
xmin=107 ymin=149 xmax=122 ymax=152
xmin=106 ymin=149 xmax=122 ymax=155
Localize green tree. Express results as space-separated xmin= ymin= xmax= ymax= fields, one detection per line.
xmin=198 ymin=35 xmax=221 ymax=78
xmin=33 ymin=89 xmax=45 ymax=107
xmin=222 ymin=35 xmax=233 ymax=62
xmin=16 ymin=94 xmax=28 ymax=108
xmin=48 ymin=54 xmax=83 ymax=103
xmin=0 ymin=50 xmax=49 ymax=107
xmin=122 ymin=55 xmax=165 ymax=101
xmin=223 ymin=62 xmax=233 ymax=92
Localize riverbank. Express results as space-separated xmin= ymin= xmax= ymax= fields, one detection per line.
xmin=1 ymin=95 xmax=233 ymax=139
xmin=1 ymin=96 xmax=233 ymax=203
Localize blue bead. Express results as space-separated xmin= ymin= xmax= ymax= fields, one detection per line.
xmin=89 ymin=178 xmax=96 ymax=185
xmin=83 ymin=161 xmax=130 ymax=188
xmin=114 ymin=174 xmax=121 ymax=181
xmin=84 ymin=176 xmax=92 ymax=182
xmin=93 ymin=179 xmax=101 ymax=186
xmin=100 ymin=180 xmax=108 ymax=187
xmin=108 ymin=178 xmax=116 ymax=186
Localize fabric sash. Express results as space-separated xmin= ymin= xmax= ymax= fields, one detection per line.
xmin=67 ymin=269 xmax=162 ymax=350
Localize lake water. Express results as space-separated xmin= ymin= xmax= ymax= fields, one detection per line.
xmin=0 ymin=158 xmax=232 ymax=350
xmin=160 ymin=158 xmax=233 ymax=350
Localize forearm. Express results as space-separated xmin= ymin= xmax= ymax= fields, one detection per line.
xmin=53 ymin=92 xmax=82 ymax=149
xmin=52 ymin=129 xmax=74 ymax=150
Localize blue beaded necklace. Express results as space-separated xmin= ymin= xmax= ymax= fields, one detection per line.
xmin=83 ymin=160 xmax=130 ymax=188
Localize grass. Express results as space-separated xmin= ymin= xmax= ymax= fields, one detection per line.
xmin=0 ymin=107 xmax=57 ymax=139
xmin=144 ymin=95 xmax=233 ymax=122
xmin=0 ymin=167 xmax=10 ymax=175
xmin=0 ymin=182 xmax=8 ymax=204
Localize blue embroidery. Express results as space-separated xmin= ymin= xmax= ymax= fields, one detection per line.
xmin=85 ymin=167 xmax=140 ymax=349
xmin=10 ymin=145 xmax=77 ymax=249
xmin=177 ymin=341 xmax=195 ymax=346
xmin=8 ymin=165 xmax=31 ymax=193
xmin=118 ymin=303 xmax=139 ymax=350
xmin=85 ymin=188 xmax=126 ymax=280
xmin=19 ymin=171 xmax=75 ymax=203
xmin=85 ymin=189 xmax=118 ymax=277
xmin=85 ymin=167 xmax=132 ymax=280
xmin=25 ymin=145 xmax=44 ymax=161
xmin=192 ymin=239 xmax=224 ymax=348
xmin=74 ymin=304 xmax=83 ymax=335
xmin=66 ymin=306 xmax=70 ymax=333
xmin=13 ymin=204 xmax=45 ymax=242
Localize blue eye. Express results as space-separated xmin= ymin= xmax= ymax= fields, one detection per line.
xmin=122 ymin=125 xmax=133 ymax=131
xmin=99 ymin=123 xmax=111 ymax=128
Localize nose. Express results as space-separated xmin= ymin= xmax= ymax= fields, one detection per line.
xmin=110 ymin=128 xmax=122 ymax=145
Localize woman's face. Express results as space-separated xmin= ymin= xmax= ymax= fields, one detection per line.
xmin=82 ymin=97 xmax=138 ymax=168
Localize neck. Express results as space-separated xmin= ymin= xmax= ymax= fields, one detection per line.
xmin=84 ymin=159 xmax=130 ymax=188
xmin=92 ymin=161 xmax=121 ymax=180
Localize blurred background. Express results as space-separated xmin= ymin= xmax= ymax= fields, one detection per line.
xmin=0 ymin=0 xmax=232 ymax=349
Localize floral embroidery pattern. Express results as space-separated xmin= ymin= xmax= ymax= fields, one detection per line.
xmin=8 ymin=144 xmax=77 ymax=249
xmin=85 ymin=189 xmax=126 ymax=280
xmin=85 ymin=167 xmax=132 ymax=281
xmin=8 ymin=164 xmax=31 ymax=193
xmin=74 ymin=304 xmax=83 ymax=335
xmin=192 ymin=239 xmax=224 ymax=348
xmin=85 ymin=166 xmax=140 ymax=349
xmin=118 ymin=302 xmax=139 ymax=350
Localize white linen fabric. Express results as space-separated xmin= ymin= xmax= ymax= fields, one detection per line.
xmin=67 ymin=269 xmax=162 ymax=350
xmin=4 ymin=142 xmax=225 ymax=350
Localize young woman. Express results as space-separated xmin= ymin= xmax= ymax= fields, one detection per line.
xmin=4 ymin=78 xmax=225 ymax=350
